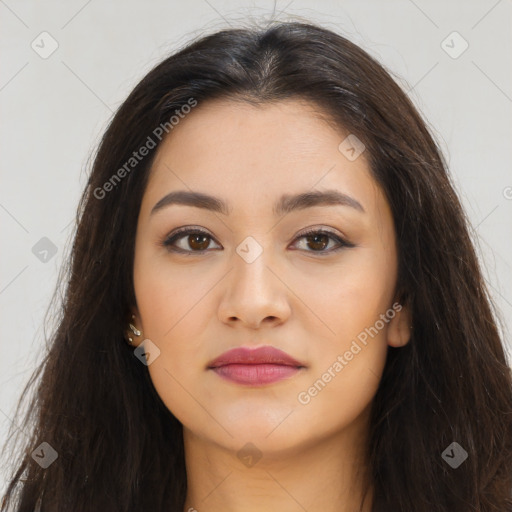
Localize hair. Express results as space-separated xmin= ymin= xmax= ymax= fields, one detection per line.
xmin=2 ymin=20 xmax=511 ymax=512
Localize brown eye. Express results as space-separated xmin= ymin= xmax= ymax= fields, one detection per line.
xmin=292 ymin=228 xmax=354 ymax=254
xmin=162 ymin=227 xmax=353 ymax=255
xmin=162 ymin=228 xmax=220 ymax=253
xmin=304 ymin=233 xmax=330 ymax=251
xmin=187 ymin=233 xmax=210 ymax=251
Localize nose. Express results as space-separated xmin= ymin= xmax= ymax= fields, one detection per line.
xmin=217 ymin=243 xmax=291 ymax=329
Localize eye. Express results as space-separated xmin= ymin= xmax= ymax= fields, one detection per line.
xmin=161 ymin=226 xmax=354 ymax=255
xmin=162 ymin=227 xmax=220 ymax=254
xmin=291 ymin=228 xmax=354 ymax=254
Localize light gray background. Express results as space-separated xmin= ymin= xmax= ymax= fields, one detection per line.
xmin=1 ymin=0 xmax=511 ymax=493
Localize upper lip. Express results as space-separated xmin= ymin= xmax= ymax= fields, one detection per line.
xmin=207 ymin=346 xmax=306 ymax=369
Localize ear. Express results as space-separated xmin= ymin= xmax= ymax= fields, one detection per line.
xmin=386 ymin=301 xmax=412 ymax=348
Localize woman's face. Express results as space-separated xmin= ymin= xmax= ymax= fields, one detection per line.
xmin=132 ymin=98 xmax=411 ymax=457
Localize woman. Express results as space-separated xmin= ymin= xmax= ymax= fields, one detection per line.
xmin=2 ymin=20 xmax=511 ymax=512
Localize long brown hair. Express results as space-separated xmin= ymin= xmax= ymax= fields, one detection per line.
xmin=2 ymin=21 xmax=511 ymax=512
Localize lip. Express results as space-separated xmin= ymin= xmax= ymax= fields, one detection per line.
xmin=207 ymin=346 xmax=305 ymax=368
xmin=207 ymin=346 xmax=306 ymax=386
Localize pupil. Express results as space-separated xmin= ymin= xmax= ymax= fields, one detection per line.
xmin=308 ymin=234 xmax=328 ymax=251
xmin=190 ymin=234 xmax=208 ymax=250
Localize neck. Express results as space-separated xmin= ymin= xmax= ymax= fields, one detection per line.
xmin=182 ymin=410 xmax=374 ymax=512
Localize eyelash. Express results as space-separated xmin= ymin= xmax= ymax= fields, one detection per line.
xmin=160 ymin=226 xmax=355 ymax=256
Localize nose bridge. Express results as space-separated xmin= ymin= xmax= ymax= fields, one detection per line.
xmin=231 ymin=234 xmax=275 ymax=295
xmin=218 ymin=234 xmax=290 ymax=326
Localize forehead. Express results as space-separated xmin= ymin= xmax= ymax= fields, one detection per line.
xmin=141 ymin=98 xmax=387 ymax=223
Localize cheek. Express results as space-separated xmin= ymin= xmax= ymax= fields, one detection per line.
xmin=300 ymin=249 xmax=395 ymax=392
xmin=133 ymin=242 xmax=217 ymax=340
xmin=299 ymin=247 xmax=396 ymax=346
xmin=292 ymin=350 xmax=384 ymax=446
xmin=133 ymin=247 xmax=221 ymax=417
xmin=136 ymin=279 xmax=216 ymax=427
xmin=326 ymin=268 xmax=394 ymax=344
xmin=135 ymin=275 xmax=215 ymax=376
xmin=287 ymin=262 xmax=394 ymax=439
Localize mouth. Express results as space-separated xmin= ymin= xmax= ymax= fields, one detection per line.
xmin=210 ymin=363 xmax=303 ymax=385
xmin=207 ymin=345 xmax=306 ymax=386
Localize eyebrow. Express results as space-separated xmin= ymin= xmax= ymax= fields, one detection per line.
xmin=150 ymin=189 xmax=365 ymax=217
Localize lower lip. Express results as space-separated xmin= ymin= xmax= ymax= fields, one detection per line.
xmin=210 ymin=363 xmax=302 ymax=385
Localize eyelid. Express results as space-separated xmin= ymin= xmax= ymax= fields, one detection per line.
xmin=293 ymin=225 xmax=353 ymax=245
xmin=160 ymin=226 xmax=220 ymax=254
xmin=291 ymin=226 xmax=355 ymax=253
xmin=161 ymin=225 xmax=354 ymax=254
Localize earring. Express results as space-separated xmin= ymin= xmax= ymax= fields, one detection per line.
xmin=126 ymin=315 xmax=142 ymax=346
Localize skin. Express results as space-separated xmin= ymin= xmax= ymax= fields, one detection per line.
xmin=130 ymin=98 xmax=411 ymax=512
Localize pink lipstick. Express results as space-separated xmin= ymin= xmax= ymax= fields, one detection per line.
xmin=207 ymin=346 xmax=305 ymax=386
